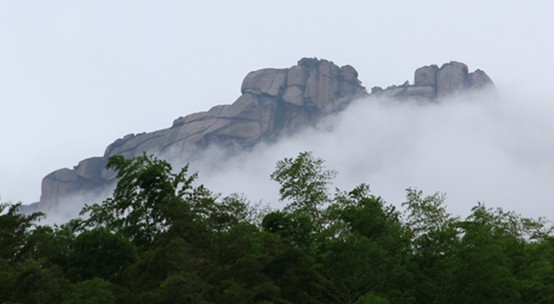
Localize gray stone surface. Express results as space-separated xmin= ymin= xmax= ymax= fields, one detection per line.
xmin=282 ymin=85 xmax=305 ymax=106
xmin=371 ymin=61 xmax=494 ymax=101
xmin=436 ymin=62 xmax=470 ymax=97
xmin=38 ymin=58 xmax=367 ymax=209
xmin=36 ymin=59 xmax=494 ymax=212
xmin=469 ymin=69 xmax=493 ymax=89
xmin=286 ymin=65 xmax=308 ymax=86
xmin=414 ymin=65 xmax=438 ymax=87
xmin=241 ymin=69 xmax=288 ymax=96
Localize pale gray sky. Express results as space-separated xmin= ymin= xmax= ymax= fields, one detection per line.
xmin=1 ymin=1 xmax=554 ymax=216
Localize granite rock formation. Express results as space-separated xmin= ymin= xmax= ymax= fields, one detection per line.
xmin=31 ymin=59 xmax=494 ymax=212
xmin=38 ymin=58 xmax=367 ymax=210
xmin=370 ymin=61 xmax=493 ymax=100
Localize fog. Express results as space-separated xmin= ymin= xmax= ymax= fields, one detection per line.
xmin=1 ymin=1 xmax=554 ymax=221
xmin=172 ymin=87 xmax=554 ymax=220
xmin=30 ymin=83 xmax=554 ymax=225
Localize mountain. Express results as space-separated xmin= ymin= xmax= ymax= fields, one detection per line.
xmin=23 ymin=58 xmax=494 ymax=214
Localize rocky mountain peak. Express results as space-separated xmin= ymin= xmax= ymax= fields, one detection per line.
xmin=371 ymin=61 xmax=494 ymax=100
xmin=239 ymin=58 xmax=364 ymax=111
xmin=29 ymin=58 xmax=494 ymax=214
xmin=38 ymin=58 xmax=367 ymax=210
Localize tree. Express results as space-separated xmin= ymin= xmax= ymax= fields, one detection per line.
xmin=318 ymin=185 xmax=413 ymax=304
xmin=270 ymin=151 xmax=335 ymax=224
xmin=122 ymin=237 xmax=212 ymax=302
xmin=354 ymin=292 xmax=390 ymax=304
xmin=517 ymin=236 xmax=554 ymax=303
xmin=269 ymin=151 xmax=335 ymax=250
xmin=401 ymin=189 xmax=459 ymax=303
xmin=0 ymin=203 xmax=44 ymax=263
xmin=80 ymin=154 xmax=204 ymax=247
xmin=62 ymin=278 xmax=116 ymax=304
xmin=8 ymin=152 xmax=554 ymax=303
xmin=448 ymin=203 xmax=521 ymax=303
xmin=69 ymin=228 xmax=137 ymax=281
xmin=9 ymin=260 xmax=69 ymax=304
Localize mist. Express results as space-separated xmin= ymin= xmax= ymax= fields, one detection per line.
xmin=178 ymin=87 xmax=554 ymax=220
xmin=30 ymin=84 xmax=554 ymax=225
xmin=3 ymin=1 xmax=554 ymax=223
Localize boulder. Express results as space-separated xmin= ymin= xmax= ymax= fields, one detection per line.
xmin=75 ymin=157 xmax=106 ymax=180
xmin=436 ymin=61 xmax=470 ymax=97
xmin=241 ymin=69 xmax=287 ymax=96
xmin=372 ymin=61 xmax=494 ymax=100
xmin=469 ymin=69 xmax=493 ymax=89
xmin=414 ymin=65 xmax=438 ymax=87
xmin=340 ymin=65 xmax=358 ymax=82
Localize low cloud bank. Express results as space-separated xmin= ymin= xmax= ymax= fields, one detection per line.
xmin=185 ymin=88 xmax=554 ymax=219
xmin=34 ymin=186 xmax=114 ymax=226
xmin=36 ymin=87 xmax=554 ymax=224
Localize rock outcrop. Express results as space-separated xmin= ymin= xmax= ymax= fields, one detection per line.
xmin=32 ymin=58 xmax=494 ymax=212
xmin=38 ymin=58 xmax=367 ymax=210
xmin=370 ymin=61 xmax=493 ymax=100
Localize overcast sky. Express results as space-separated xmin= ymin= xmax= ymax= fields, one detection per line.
xmin=1 ymin=1 xmax=554 ymax=218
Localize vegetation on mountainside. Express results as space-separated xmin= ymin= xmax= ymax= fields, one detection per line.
xmin=1 ymin=152 xmax=554 ymax=303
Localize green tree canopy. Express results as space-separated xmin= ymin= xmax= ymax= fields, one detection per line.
xmin=79 ymin=154 xmax=205 ymax=247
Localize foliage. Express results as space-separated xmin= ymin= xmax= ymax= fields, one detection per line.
xmin=61 ymin=278 xmax=116 ymax=304
xmin=0 ymin=203 xmax=44 ymax=263
xmin=271 ymin=151 xmax=335 ymax=222
xmin=69 ymin=228 xmax=138 ymax=281
xmin=79 ymin=153 xmax=203 ymax=247
xmin=3 ymin=152 xmax=554 ymax=303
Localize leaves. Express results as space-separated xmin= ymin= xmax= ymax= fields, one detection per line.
xmin=0 ymin=203 xmax=44 ymax=263
xmin=3 ymin=152 xmax=554 ymax=303
xmin=79 ymin=153 xmax=201 ymax=247
xmin=271 ymin=151 xmax=336 ymax=217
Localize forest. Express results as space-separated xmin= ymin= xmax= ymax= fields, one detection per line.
xmin=1 ymin=152 xmax=554 ymax=303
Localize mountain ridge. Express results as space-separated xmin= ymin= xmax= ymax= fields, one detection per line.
xmin=22 ymin=58 xmax=494 ymax=214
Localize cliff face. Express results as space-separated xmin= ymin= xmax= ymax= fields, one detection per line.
xmin=37 ymin=58 xmax=494 ymax=211
xmin=39 ymin=58 xmax=368 ymax=210
xmin=371 ymin=61 xmax=493 ymax=100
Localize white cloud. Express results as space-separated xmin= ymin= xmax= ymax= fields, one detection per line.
xmin=32 ymin=86 xmax=554 ymax=223
xmin=185 ymin=87 xmax=554 ymax=219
